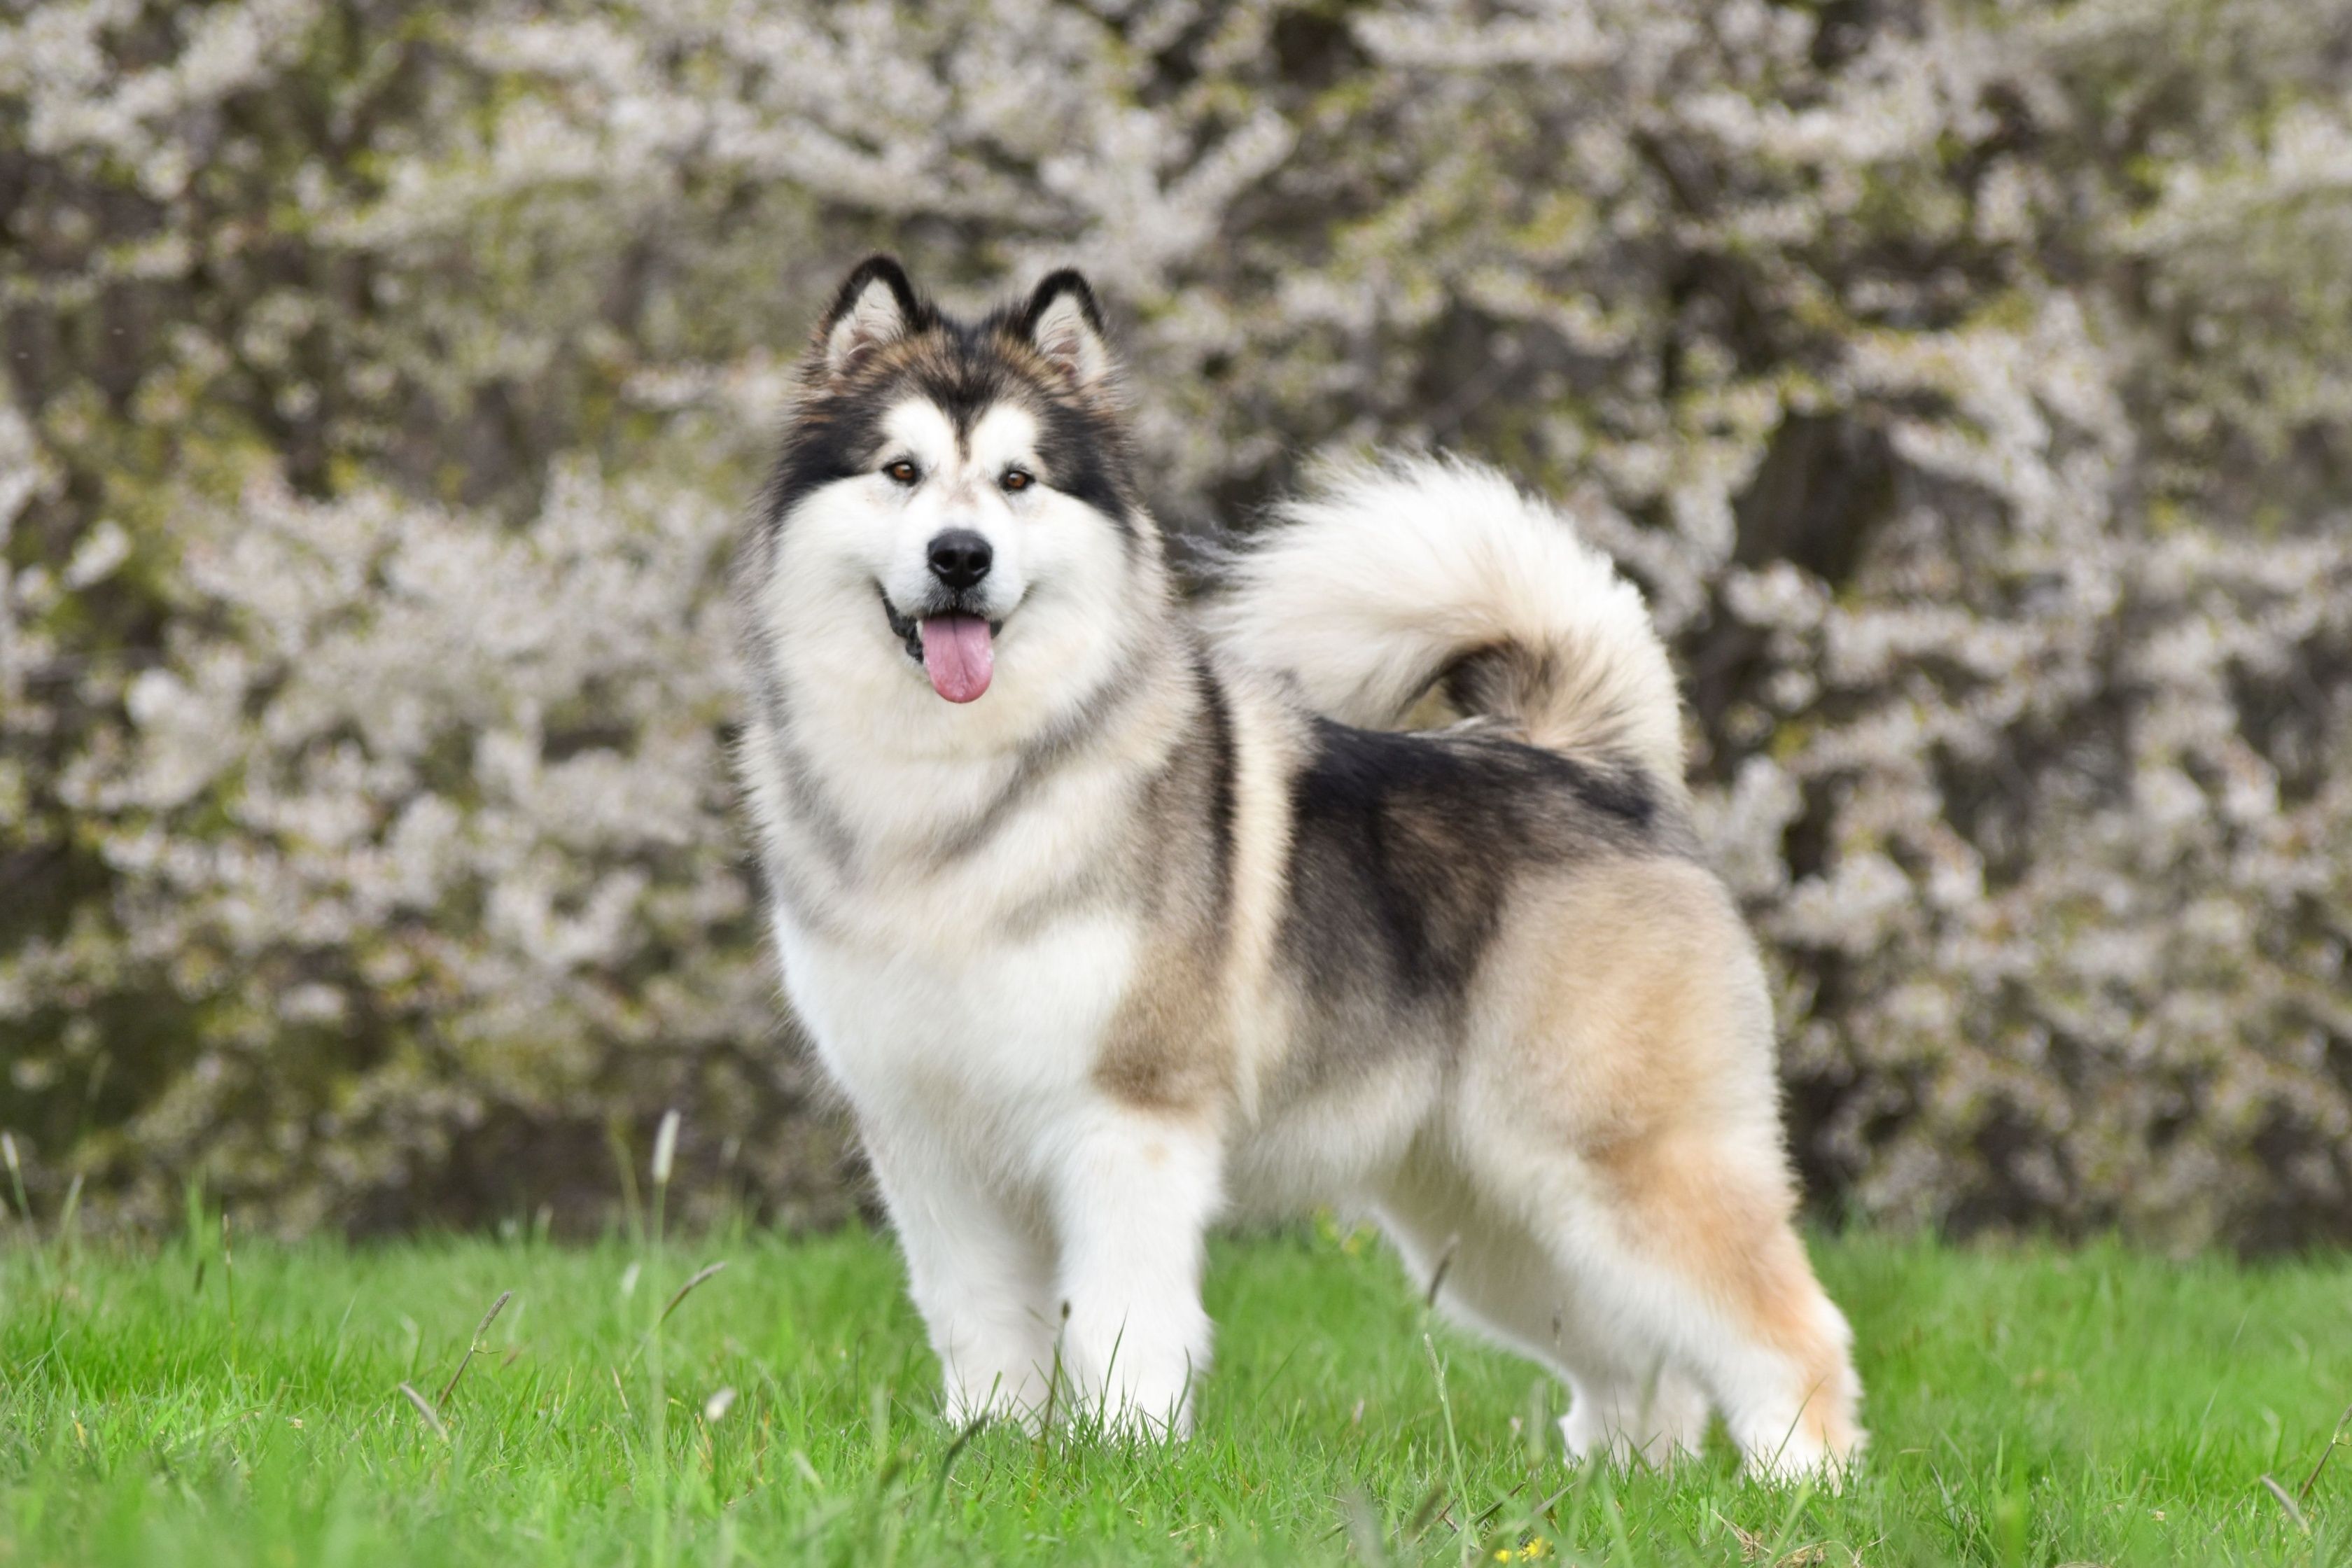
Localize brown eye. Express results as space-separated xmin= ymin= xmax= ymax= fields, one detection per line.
xmin=885 ymin=460 xmax=919 ymax=486
xmin=1000 ymin=468 xmax=1032 ymax=493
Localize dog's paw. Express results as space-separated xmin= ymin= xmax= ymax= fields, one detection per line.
xmin=1740 ymin=1427 xmax=1868 ymax=1492
xmin=1064 ymin=1382 xmax=1193 ymax=1446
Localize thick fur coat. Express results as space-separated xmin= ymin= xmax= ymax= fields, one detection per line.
xmin=731 ymin=257 xmax=1863 ymax=1476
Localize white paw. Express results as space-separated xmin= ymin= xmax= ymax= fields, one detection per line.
xmin=942 ymin=1368 xmax=1052 ymax=1432
xmin=1740 ymin=1426 xmax=1865 ymax=1490
xmin=1068 ymin=1380 xmax=1193 ymax=1443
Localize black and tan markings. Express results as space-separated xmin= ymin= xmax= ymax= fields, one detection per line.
xmin=1274 ymin=716 xmax=1696 ymax=1084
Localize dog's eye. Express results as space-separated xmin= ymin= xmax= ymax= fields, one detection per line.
xmin=1000 ymin=468 xmax=1033 ymax=493
xmin=884 ymin=460 xmax=920 ymax=486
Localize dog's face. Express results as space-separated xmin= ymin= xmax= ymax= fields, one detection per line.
xmin=753 ymin=258 xmax=1148 ymax=726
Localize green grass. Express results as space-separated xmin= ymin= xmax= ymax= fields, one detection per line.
xmin=4 ymin=1212 xmax=2351 ymax=1566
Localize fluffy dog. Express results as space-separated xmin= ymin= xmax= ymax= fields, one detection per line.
xmin=730 ymin=255 xmax=1863 ymax=1477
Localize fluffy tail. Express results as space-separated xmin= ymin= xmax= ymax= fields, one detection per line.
xmin=1206 ymin=457 xmax=1686 ymax=790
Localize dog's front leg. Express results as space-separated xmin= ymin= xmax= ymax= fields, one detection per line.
xmin=1049 ymin=1108 xmax=1222 ymax=1440
xmin=862 ymin=1121 xmax=1058 ymax=1428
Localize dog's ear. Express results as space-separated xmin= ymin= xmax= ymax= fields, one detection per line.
xmin=818 ymin=255 xmax=921 ymax=379
xmin=1021 ymin=270 xmax=1114 ymax=393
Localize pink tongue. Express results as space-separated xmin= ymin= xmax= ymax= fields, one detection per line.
xmin=920 ymin=614 xmax=994 ymax=703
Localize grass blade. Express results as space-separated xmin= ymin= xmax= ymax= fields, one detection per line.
xmin=397 ymin=1382 xmax=449 ymax=1443
xmin=658 ymin=1261 xmax=727 ymax=1329
xmin=2259 ymin=1474 xmax=2309 ymax=1534
xmin=2299 ymin=1401 xmax=2352 ymax=1499
xmin=437 ymin=1289 xmax=515 ymax=1410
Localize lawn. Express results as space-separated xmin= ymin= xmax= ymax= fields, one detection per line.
xmin=3 ymin=1210 xmax=2349 ymax=1566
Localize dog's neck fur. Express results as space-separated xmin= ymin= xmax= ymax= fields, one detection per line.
xmin=750 ymin=536 xmax=1210 ymax=943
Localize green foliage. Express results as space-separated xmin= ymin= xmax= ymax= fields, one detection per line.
xmin=4 ymin=1221 xmax=2352 ymax=1564
xmin=3 ymin=0 xmax=2351 ymax=1240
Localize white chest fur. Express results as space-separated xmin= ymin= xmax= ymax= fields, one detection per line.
xmin=773 ymin=904 xmax=1139 ymax=1170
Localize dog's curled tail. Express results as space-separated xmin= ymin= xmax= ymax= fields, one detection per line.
xmin=1207 ymin=457 xmax=1685 ymax=790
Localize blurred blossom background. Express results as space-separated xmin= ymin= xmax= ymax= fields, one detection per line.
xmin=4 ymin=0 xmax=2351 ymax=1248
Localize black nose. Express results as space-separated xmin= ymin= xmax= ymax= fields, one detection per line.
xmin=927 ymin=529 xmax=993 ymax=591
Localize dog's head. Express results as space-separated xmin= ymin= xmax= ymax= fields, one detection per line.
xmin=751 ymin=257 xmax=1152 ymax=720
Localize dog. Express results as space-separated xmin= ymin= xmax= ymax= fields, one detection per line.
xmin=730 ymin=255 xmax=1863 ymax=1478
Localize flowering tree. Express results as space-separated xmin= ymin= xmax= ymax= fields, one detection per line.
xmin=5 ymin=0 xmax=2349 ymax=1244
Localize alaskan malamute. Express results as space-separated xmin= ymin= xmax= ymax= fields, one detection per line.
xmin=732 ymin=257 xmax=1863 ymax=1477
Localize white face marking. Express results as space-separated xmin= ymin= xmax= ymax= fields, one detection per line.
xmin=869 ymin=398 xmax=1042 ymax=624
xmin=967 ymin=403 xmax=1041 ymax=483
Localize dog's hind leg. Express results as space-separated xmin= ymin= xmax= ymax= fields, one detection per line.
xmin=1376 ymin=1138 xmax=1710 ymax=1471
xmin=1457 ymin=863 xmax=1865 ymax=1481
xmin=1497 ymin=1129 xmax=1864 ymax=1481
xmin=1444 ymin=1094 xmax=1865 ymax=1480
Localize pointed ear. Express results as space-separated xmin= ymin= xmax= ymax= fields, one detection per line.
xmin=818 ymin=255 xmax=920 ymax=379
xmin=1021 ymin=270 xmax=1114 ymax=392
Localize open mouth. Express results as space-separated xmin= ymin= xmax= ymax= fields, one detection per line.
xmin=880 ymin=589 xmax=1006 ymax=704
